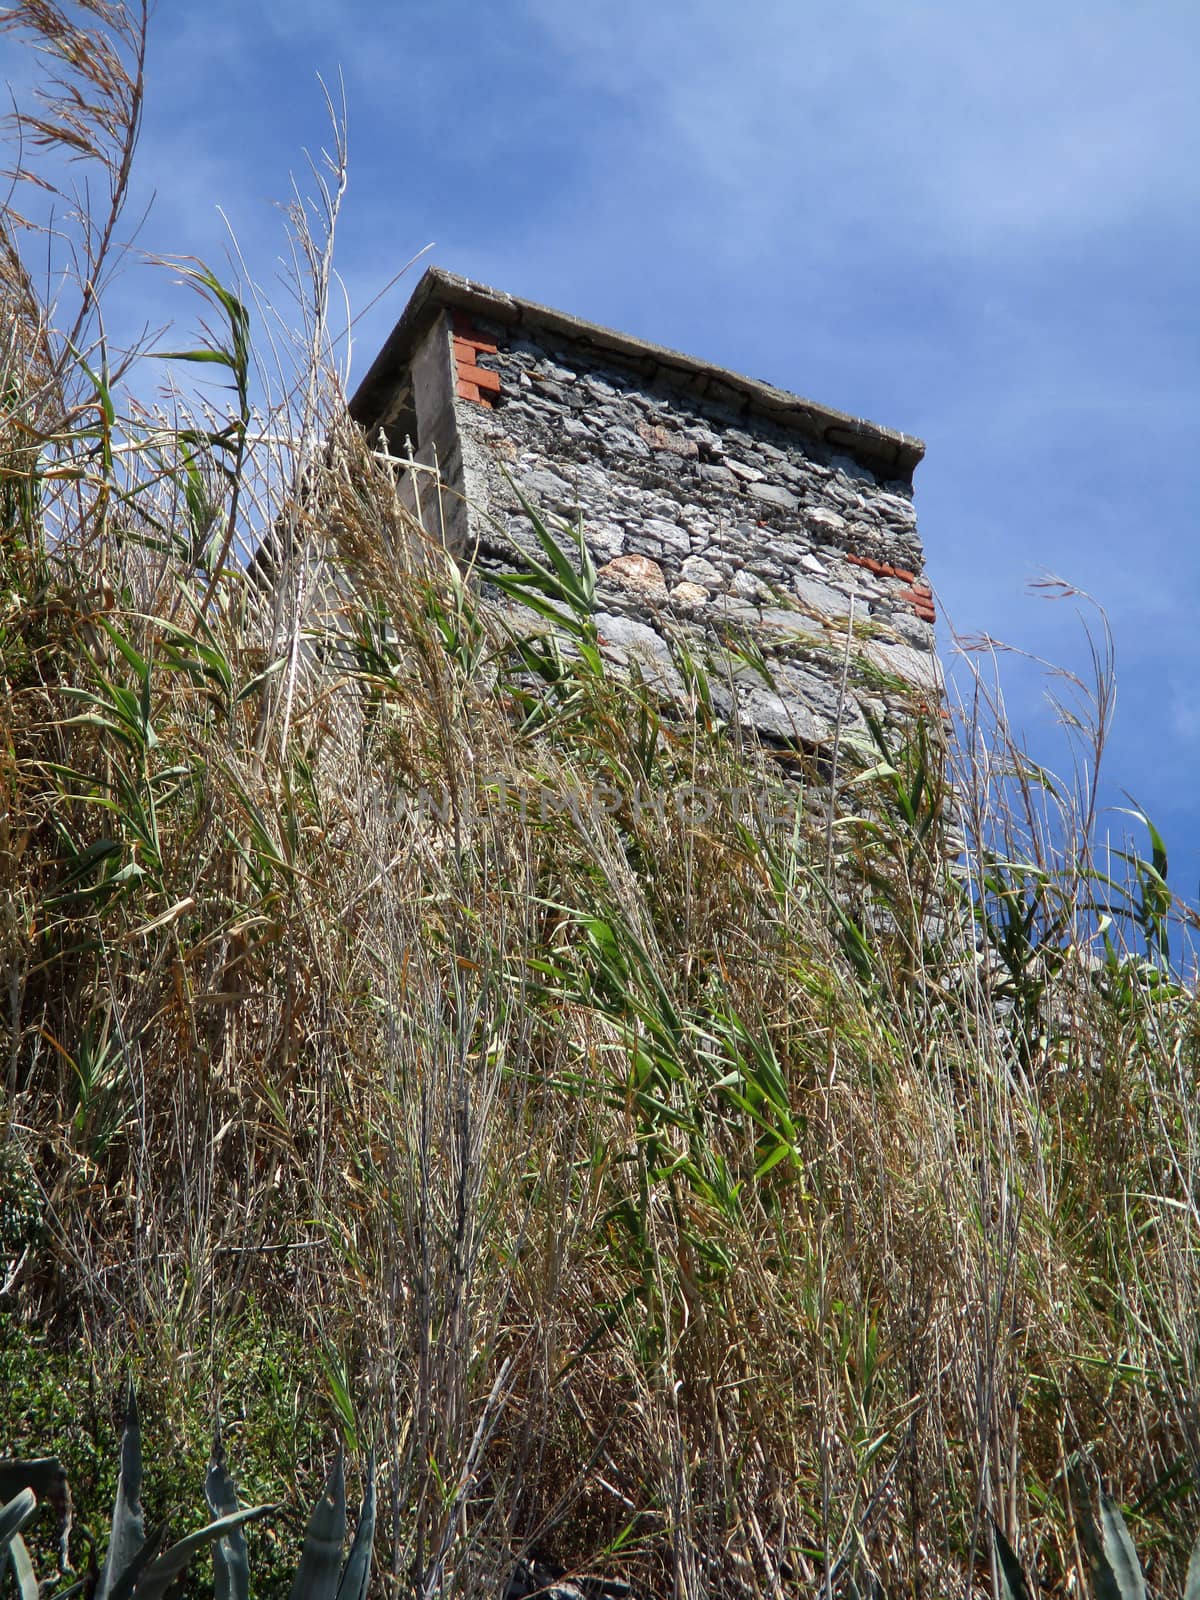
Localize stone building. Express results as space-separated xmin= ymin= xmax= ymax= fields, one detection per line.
xmin=349 ymin=267 xmax=937 ymax=751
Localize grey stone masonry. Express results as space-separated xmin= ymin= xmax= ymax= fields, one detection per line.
xmin=351 ymin=268 xmax=938 ymax=749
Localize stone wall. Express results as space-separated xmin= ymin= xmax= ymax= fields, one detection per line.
xmin=352 ymin=270 xmax=938 ymax=751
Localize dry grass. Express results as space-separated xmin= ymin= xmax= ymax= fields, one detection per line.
xmin=4 ymin=8 xmax=1200 ymax=1598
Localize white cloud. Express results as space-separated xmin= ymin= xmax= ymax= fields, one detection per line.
xmin=519 ymin=0 xmax=1200 ymax=257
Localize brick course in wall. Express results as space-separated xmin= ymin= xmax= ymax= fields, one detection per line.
xmin=351 ymin=269 xmax=939 ymax=750
xmin=451 ymin=313 xmax=501 ymax=405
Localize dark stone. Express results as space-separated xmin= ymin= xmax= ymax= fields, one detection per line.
xmin=748 ymin=481 xmax=799 ymax=511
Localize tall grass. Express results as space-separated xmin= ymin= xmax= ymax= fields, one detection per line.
xmin=3 ymin=7 xmax=1200 ymax=1596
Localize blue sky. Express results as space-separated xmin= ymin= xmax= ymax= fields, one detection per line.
xmin=6 ymin=2 xmax=1200 ymax=910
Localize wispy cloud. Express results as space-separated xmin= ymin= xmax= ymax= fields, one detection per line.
xmin=520 ymin=0 xmax=1200 ymax=255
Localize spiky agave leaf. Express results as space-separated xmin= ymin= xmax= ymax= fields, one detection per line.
xmin=92 ymin=1387 xmax=272 ymax=1600
xmin=105 ymin=1523 xmax=169 ymax=1600
xmin=1096 ymin=1495 xmax=1147 ymax=1600
xmin=333 ymin=1454 xmax=375 ymax=1600
xmin=205 ymin=1429 xmax=252 ymax=1600
xmin=0 ymin=1459 xmax=71 ymax=1569
xmin=1076 ymin=1487 xmax=1146 ymax=1600
xmin=129 ymin=1504 xmax=273 ymax=1600
xmin=7 ymin=1531 xmax=38 ymax=1600
xmin=122 ymin=1416 xmax=273 ymax=1600
xmin=288 ymin=1450 xmax=347 ymax=1600
xmin=97 ymin=1381 xmax=145 ymax=1600
xmin=0 ymin=1490 xmax=36 ymax=1552
xmin=990 ymin=1520 xmax=1032 ymax=1600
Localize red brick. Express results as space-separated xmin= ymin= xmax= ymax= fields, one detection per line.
xmin=899 ymin=588 xmax=936 ymax=620
xmin=892 ymin=567 xmax=915 ymax=583
xmin=456 ymin=378 xmax=482 ymax=403
xmin=455 ymin=361 xmax=501 ymax=394
xmin=452 ymin=332 xmax=498 ymax=358
xmin=846 ymin=553 xmax=889 ymax=576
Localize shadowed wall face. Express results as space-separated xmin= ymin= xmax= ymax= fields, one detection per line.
xmin=361 ymin=274 xmax=938 ymax=749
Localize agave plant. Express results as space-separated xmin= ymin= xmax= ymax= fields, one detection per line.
xmin=1074 ymin=1491 xmax=1200 ymax=1600
xmin=0 ymin=1485 xmax=39 ymax=1600
xmin=205 ymin=1428 xmax=374 ymax=1600
xmin=2 ymin=1394 xmax=376 ymax=1600
xmin=0 ymin=1455 xmax=73 ymax=1600
xmin=993 ymin=1492 xmax=1200 ymax=1600
xmin=2 ymin=1384 xmax=273 ymax=1600
xmin=85 ymin=1384 xmax=274 ymax=1600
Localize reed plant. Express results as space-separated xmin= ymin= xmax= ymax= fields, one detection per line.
xmin=4 ymin=6 xmax=1200 ymax=1596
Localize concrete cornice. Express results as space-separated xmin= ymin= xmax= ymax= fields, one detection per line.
xmin=349 ymin=267 xmax=925 ymax=482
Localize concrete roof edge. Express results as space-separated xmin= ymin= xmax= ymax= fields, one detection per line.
xmin=349 ymin=266 xmax=926 ymax=480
